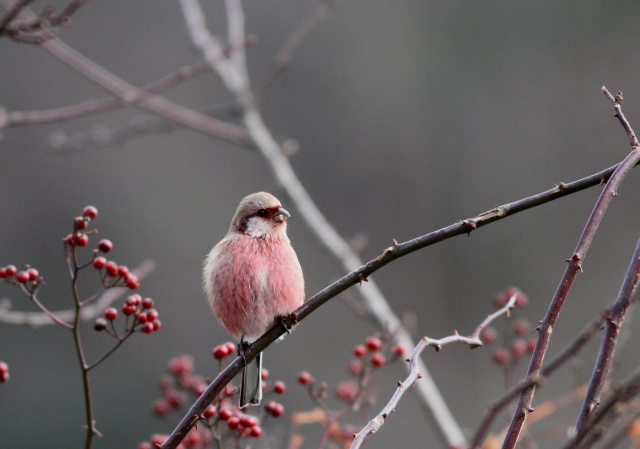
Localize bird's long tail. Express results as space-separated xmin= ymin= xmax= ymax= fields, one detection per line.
xmin=240 ymin=351 xmax=262 ymax=406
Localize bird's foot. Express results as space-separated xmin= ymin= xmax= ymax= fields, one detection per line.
xmin=276 ymin=314 xmax=297 ymax=335
xmin=237 ymin=339 xmax=250 ymax=366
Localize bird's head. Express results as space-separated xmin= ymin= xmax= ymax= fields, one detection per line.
xmin=230 ymin=192 xmax=291 ymax=238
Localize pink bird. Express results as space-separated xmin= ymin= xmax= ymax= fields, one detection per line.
xmin=203 ymin=192 xmax=305 ymax=406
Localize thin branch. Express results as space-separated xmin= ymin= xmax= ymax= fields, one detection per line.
xmin=350 ymin=296 xmax=517 ymax=449
xmin=569 ymin=231 xmax=640 ymax=445
xmin=257 ymin=0 xmax=338 ymax=97
xmin=563 ymin=367 xmax=640 ymax=449
xmin=500 ymin=89 xmax=640 ymax=449
xmin=1 ymin=38 xmax=254 ymax=129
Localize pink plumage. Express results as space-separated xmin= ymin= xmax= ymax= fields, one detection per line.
xmin=203 ymin=192 xmax=305 ymax=406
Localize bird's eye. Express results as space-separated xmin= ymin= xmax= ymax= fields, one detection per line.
xmin=256 ymin=209 xmax=268 ymax=217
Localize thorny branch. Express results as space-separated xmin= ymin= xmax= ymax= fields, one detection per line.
xmin=500 ymin=89 xmax=640 ymax=449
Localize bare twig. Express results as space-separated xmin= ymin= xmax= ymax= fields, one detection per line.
xmin=500 ymin=90 xmax=640 ymax=449
xmin=350 ymin=295 xmax=517 ymax=449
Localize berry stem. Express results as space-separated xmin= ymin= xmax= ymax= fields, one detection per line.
xmin=68 ymin=244 xmax=100 ymax=449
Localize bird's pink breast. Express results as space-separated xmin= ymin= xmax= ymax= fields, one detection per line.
xmin=207 ymin=235 xmax=304 ymax=341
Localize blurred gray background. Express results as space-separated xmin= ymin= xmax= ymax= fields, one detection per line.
xmin=2 ymin=1 xmax=640 ymax=448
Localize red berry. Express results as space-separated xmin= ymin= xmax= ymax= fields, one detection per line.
xmin=353 ymin=345 xmax=366 ymax=357
xmin=480 ymin=327 xmax=498 ymax=344
xmin=265 ymin=401 xmax=284 ymax=417
xmin=104 ymin=307 xmax=118 ymax=321
xmin=138 ymin=312 xmax=148 ymax=324
xmin=0 ymin=268 xmax=7 ymax=278
xmin=526 ymin=338 xmax=537 ymax=353
xmin=74 ymin=216 xmax=87 ymax=230
xmin=511 ymin=339 xmax=527 ymax=359
xmin=348 ymin=360 xmax=363 ymax=376
xmin=76 ymin=234 xmax=89 ymax=247
xmin=219 ymin=408 xmax=233 ymax=420
xmin=249 ymin=425 xmax=262 ymax=437
xmin=126 ymin=275 xmax=140 ymax=289
xmin=335 ymin=381 xmax=357 ymax=401
xmin=365 ymin=336 xmax=382 ymax=351
xmin=93 ymin=318 xmax=107 ymax=331
xmin=147 ymin=309 xmax=159 ymax=322
xmin=64 ymin=234 xmax=75 ymax=245
xmin=168 ymin=356 xmax=193 ymax=375
xmin=0 ymin=362 xmax=8 ymax=373
xmin=117 ymin=265 xmax=129 ymax=276
xmin=142 ymin=322 xmax=154 ymax=334
xmin=152 ymin=320 xmax=162 ymax=331
xmin=93 ymin=257 xmax=107 ymax=269
xmin=224 ymin=342 xmax=236 ymax=354
xmin=82 ymin=206 xmax=98 ymax=219
xmin=0 ymin=371 xmax=9 ymax=383
xmin=203 ymin=405 xmax=216 ymax=418
xmin=105 ymin=261 xmax=118 ymax=276
xmin=273 ymin=381 xmax=286 ymax=394
xmin=98 ymin=239 xmax=113 ymax=253
xmin=513 ymin=320 xmax=530 ymax=336
xmin=5 ymin=265 xmax=16 ymax=276
xmin=127 ymin=294 xmax=142 ymax=306
xmin=297 ymin=371 xmax=314 ymax=385
xmin=493 ymin=292 xmax=508 ymax=308
xmin=212 ymin=345 xmax=229 ymax=359
xmin=371 ymin=352 xmax=386 ymax=367
xmin=261 ymin=369 xmax=269 ymax=380
xmin=493 ymin=348 xmax=509 ymax=365
xmin=26 ymin=268 xmax=39 ymax=281
xmin=227 ymin=416 xmax=240 ymax=429
xmin=142 ymin=297 xmax=154 ymax=309
xmin=241 ymin=415 xmax=259 ymax=427
xmin=16 ymin=271 xmax=29 ymax=283
xmin=392 ymin=344 xmax=407 ymax=356
xmin=152 ymin=400 xmax=170 ymax=416
xmin=122 ymin=304 xmax=135 ymax=315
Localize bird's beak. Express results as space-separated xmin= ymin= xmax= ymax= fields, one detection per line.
xmin=273 ymin=208 xmax=290 ymax=223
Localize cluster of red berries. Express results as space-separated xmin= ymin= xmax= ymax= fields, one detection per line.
xmin=63 ymin=206 xmax=99 ymax=248
xmin=482 ymin=287 xmax=536 ymax=366
xmin=0 ymin=264 xmax=41 ymax=293
xmin=91 ymin=244 xmax=140 ymax=290
xmin=295 ymin=335 xmax=407 ymax=401
xmin=348 ymin=335 xmax=406 ymax=376
xmin=151 ymin=355 xmax=207 ymax=417
xmin=93 ymin=294 xmax=161 ymax=335
xmin=140 ymin=427 xmax=211 ymax=449
xmin=0 ymin=361 xmax=9 ymax=383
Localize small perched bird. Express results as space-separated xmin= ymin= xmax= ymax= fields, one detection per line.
xmin=203 ymin=192 xmax=305 ymax=406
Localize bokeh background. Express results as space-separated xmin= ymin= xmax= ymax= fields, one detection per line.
xmin=2 ymin=1 xmax=640 ymax=448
